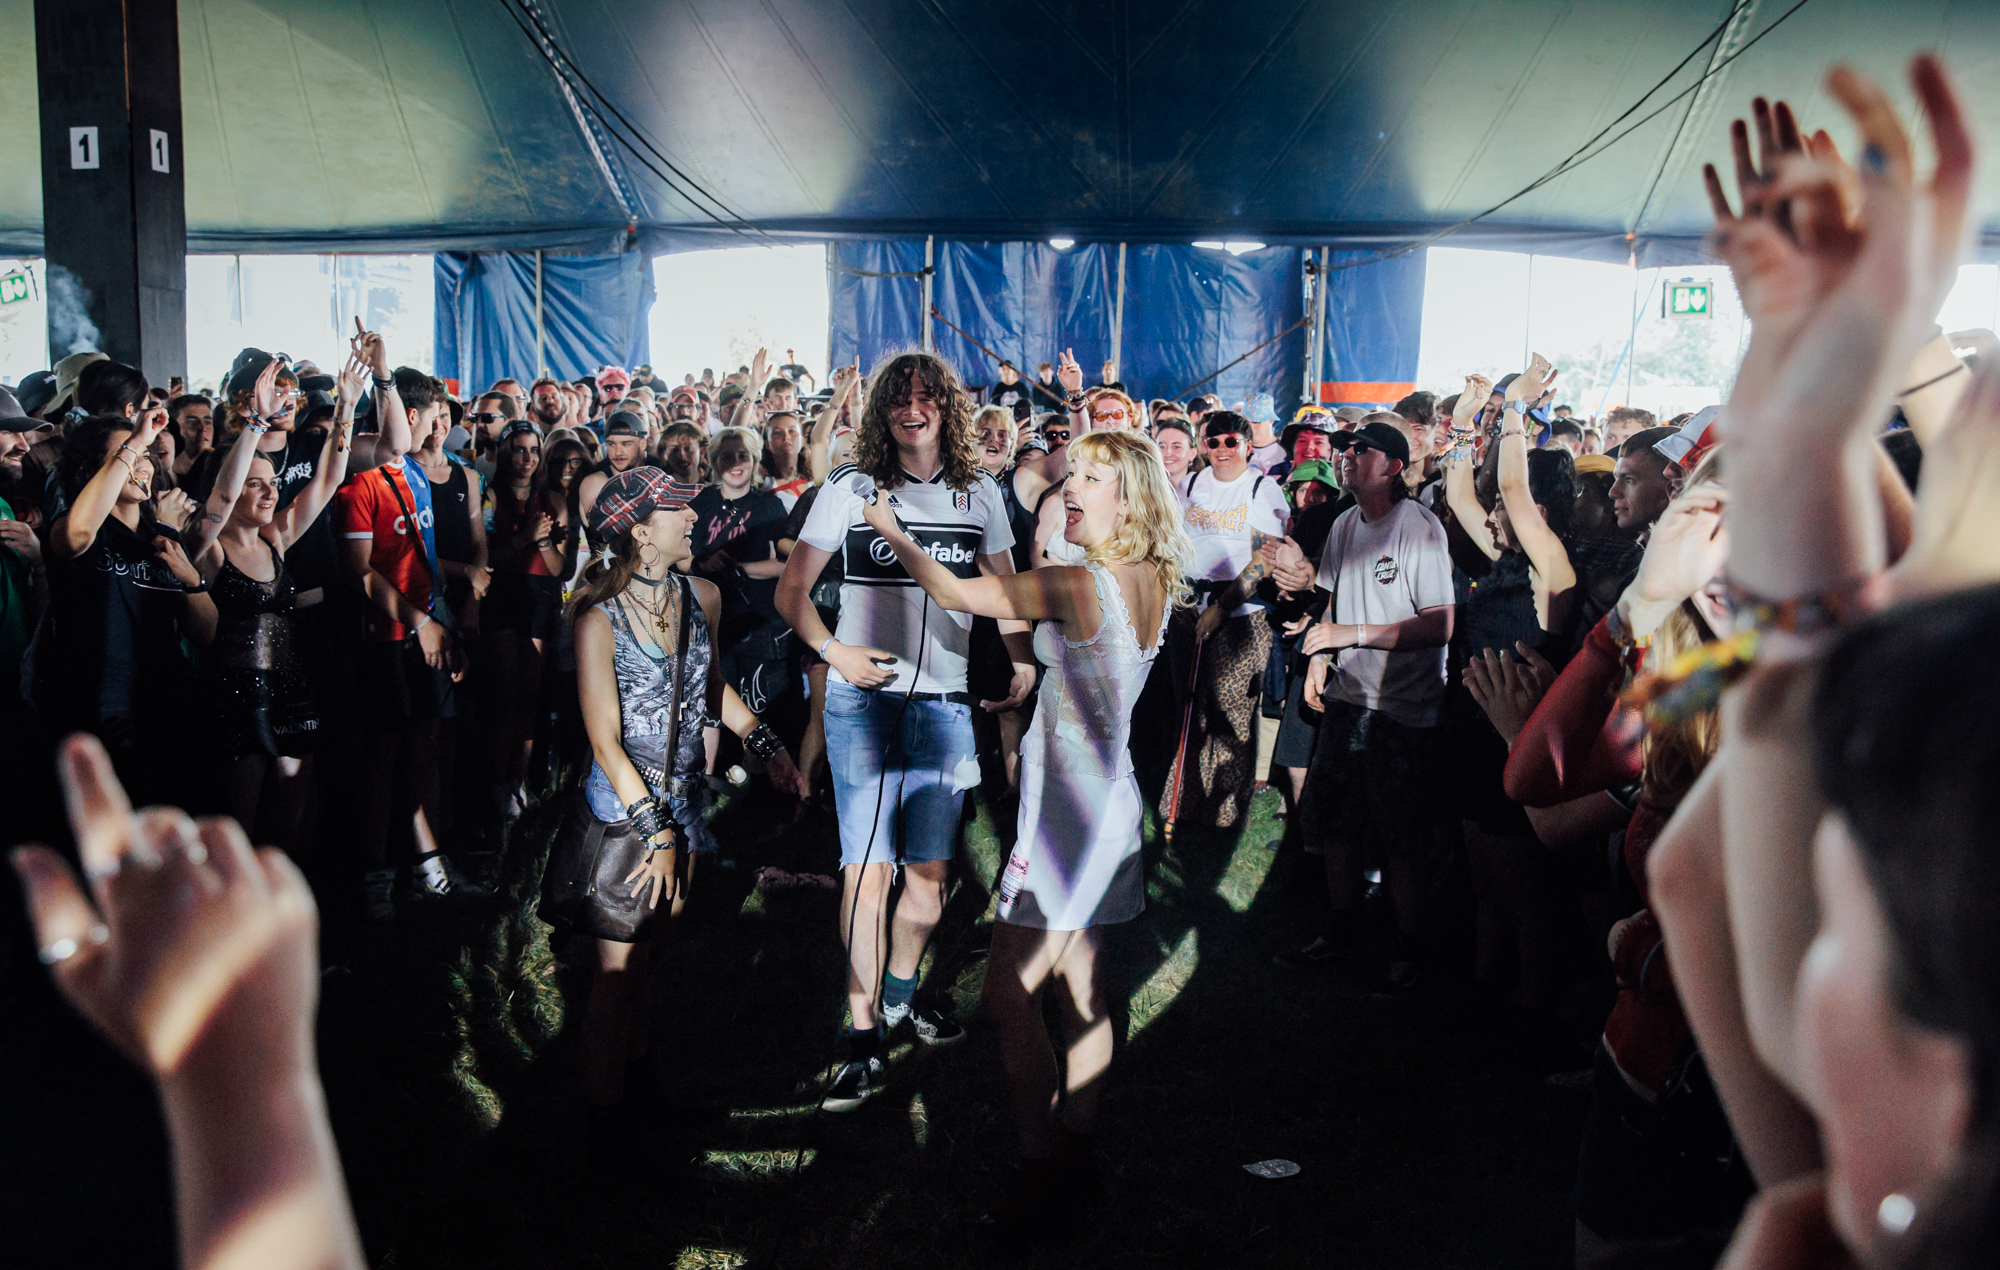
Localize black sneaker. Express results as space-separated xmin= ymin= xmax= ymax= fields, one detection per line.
xmin=883 ymin=1001 xmax=966 ymax=1045
xmin=819 ymin=1057 xmax=883 ymax=1113
xmin=1273 ymin=935 xmax=1346 ymax=969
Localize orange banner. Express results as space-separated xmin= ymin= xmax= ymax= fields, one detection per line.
xmin=1319 ymin=381 xmax=1412 ymax=404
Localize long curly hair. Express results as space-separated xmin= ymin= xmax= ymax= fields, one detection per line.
xmin=1066 ymin=430 xmax=1194 ymax=611
xmin=851 ymin=350 xmax=982 ymax=491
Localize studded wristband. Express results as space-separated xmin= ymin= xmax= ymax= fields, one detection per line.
xmin=744 ymin=723 xmax=783 ymax=761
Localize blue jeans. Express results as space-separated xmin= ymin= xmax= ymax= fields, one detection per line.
xmin=822 ymin=681 xmax=978 ymax=867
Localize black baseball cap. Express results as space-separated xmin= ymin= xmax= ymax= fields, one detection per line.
xmin=14 ymin=370 xmax=55 ymax=418
xmin=604 ymin=409 xmax=647 ymax=438
xmin=1328 ymin=420 xmax=1410 ymax=465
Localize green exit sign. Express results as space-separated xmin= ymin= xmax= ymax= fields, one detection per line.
xmin=0 ymin=271 xmax=27 ymax=306
xmin=1664 ymin=279 xmax=1712 ymax=319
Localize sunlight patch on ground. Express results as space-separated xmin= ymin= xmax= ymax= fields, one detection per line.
xmin=699 ymin=1148 xmax=814 ymax=1178
xmin=1125 ymin=927 xmax=1198 ymax=1043
xmin=674 ymin=1245 xmax=748 ymax=1269
xmin=1214 ymin=820 xmax=1279 ymax=913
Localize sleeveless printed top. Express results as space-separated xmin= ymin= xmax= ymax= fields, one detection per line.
xmin=1024 ymin=560 xmax=1170 ymax=780
xmin=582 ymin=577 xmax=718 ymax=839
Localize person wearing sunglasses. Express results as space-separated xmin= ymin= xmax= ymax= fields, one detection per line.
xmin=1086 ymin=388 xmax=1140 ymax=434
xmin=1164 ymin=410 xmax=1292 ymax=834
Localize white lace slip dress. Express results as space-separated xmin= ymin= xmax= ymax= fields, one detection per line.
xmin=999 ymin=560 xmax=1170 ymax=930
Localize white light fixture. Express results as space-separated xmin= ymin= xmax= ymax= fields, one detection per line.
xmin=1192 ymin=240 xmax=1225 ymax=250
xmin=1193 ymin=240 xmax=1265 ymax=255
xmin=1048 ymin=237 xmax=1075 ymax=250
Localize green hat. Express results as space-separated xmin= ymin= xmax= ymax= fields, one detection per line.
xmin=1286 ymin=458 xmax=1340 ymax=490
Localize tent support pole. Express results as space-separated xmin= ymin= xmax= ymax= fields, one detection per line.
xmin=1310 ymin=246 xmax=1330 ymax=405
xmin=921 ymin=236 xmax=934 ymax=352
xmin=1523 ymin=253 xmax=1535 ymax=369
xmin=535 ymin=250 xmax=546 ymax=378
xmin=1112 ymin=242 xmax=1126 ymax=378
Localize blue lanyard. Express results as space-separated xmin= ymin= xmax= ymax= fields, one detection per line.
xmin=397 ymin=456 xmax=440 ymax=607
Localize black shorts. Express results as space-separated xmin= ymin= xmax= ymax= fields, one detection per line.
xmin=484 ymin=572 xmax=563 ymax=643
xmin=357 ymin=638 xmax=458 ymax=723
xmin=1271 ymin=670 xmax=1319 ymax=770
xmin=1298 ymin=698 xmax=1448 ymax=860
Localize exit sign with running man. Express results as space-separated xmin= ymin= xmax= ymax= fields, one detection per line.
xmin=1664 ymin=279 xmax=1713 ymax=319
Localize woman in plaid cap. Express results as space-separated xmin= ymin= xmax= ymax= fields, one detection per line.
xmin=556 ymin=467 xmax=805 ymax=1139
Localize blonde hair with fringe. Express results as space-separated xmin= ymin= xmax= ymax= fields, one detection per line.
xmin=1066 ymin=430 xmax=1194 ymax=610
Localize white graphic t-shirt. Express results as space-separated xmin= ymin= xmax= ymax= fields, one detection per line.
xmin=798 ymin=464 xmax=1014 ymax=695
xmin=1314 ymin=497 xmax=1455 ymax=727
xmin=1179 ymin=466 xmax=1290 ymax=617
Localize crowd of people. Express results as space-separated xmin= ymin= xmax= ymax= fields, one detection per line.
xmin=7 ymin=53 xmax=2000 ymax=1270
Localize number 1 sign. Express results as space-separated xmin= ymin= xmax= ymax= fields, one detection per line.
xmin=69 ymin=126 xmax=99 ymax=170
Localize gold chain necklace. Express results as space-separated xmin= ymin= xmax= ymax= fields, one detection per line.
xmin=626 ymin=572 xmax=677 ymax=653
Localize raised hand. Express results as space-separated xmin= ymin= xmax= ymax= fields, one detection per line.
xmin=1057 ymin=349 xmax=1084 ymax=395
xmin=154 ymin=488 xmax=198 ymax=534
xmin=749 ymin=347 xmax=771 ymax=393
xmin=1635 ymin=485 xmax=1731 ymax=605
xmin=11 ymin=734 xmax=320 ymax=1078
xmin=1508 ymin=354 xmax=1557 ymax=405
xmin=251 ymin=356 xmax=287 ymax=422
xmin=131 ymin=400 xmax=170 ymax=452
xmin=336 ymin=352 xmax=367 ymax=414
xmin=352 ymin=318 xmax=389 ymax=380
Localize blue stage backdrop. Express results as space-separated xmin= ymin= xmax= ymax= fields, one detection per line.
xmin=435 ymin=250 xmax=653 ymax=393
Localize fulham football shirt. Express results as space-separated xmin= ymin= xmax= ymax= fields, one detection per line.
xmin=798 ymin=464 xmax=1014 ymax=695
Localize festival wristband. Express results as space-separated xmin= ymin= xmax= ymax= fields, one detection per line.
xmin=817 ymin=636 xmax=838 ymax=658
xmin=413 ymin=613 xmax=432 ymax=632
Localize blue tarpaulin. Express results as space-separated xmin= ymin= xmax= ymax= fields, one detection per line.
xmin=1121 ymin=245 xmax=1305 ymax=420
xmin=1317 ymin=250 xmax=1428 ymax=407
xmin=826 ymin=242 xmax=927 ymax=373
xmin=433 ymin=251 xmax=653 ymax=393
xmin=927 ymin=242 xmax=1115 ymax=404
xmin=829 ymin=241 xmax=1307 ymax=417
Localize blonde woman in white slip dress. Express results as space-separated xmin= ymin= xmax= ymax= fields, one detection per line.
xmin=859 ymin=428 xmax=1191 ymax=1234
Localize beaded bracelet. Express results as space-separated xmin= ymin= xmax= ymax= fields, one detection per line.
xmin=1725 ymin=577 xmax=1872 ymax=637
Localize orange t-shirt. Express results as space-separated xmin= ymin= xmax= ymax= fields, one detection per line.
xmin=337 ymin=463 xmax=434 ymax=642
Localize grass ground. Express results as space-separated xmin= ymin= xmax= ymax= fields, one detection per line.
xmin=312 ymin=780 xmax=1588 ymax=1269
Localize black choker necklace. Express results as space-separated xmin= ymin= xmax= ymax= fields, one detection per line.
xmin=629 ymin=571 xmax=670 ymax=586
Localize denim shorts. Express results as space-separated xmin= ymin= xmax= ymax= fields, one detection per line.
xmin=823 ymin=681 xmax=979 ymax=868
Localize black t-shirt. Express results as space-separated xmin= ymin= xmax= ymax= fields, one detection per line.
xmin=270 ymin=428 xmax=322 ymax=505
xmin=426 ymin=460 xmax=476 ymax=615
xmin=689 ymin=485 xmax=788 ymax=634
xmin=39 ymin=516 xmax=196 ymax=725
xmin=989 ymin=379 xmax=1034 ymax=413
xmin=272 ymin=428 xmax=341 ymax=600
xmin=784 ymin=485 xmax=844 ymax=614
